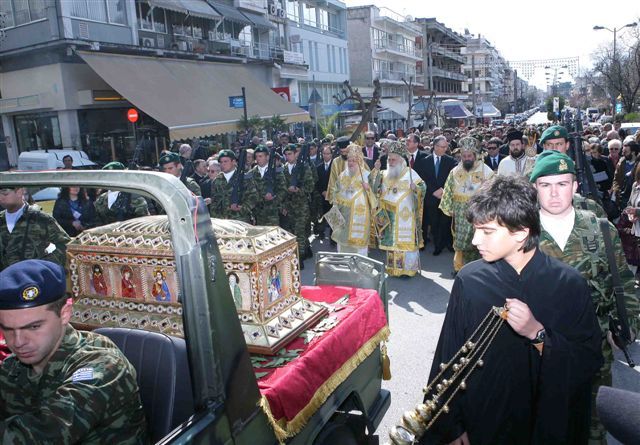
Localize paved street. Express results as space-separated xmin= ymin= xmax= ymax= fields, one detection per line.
xmin=300 ymin=234 xmax=640 ymax=443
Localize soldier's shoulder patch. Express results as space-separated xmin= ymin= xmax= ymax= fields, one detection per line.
xmin=72 ymin=367 xmax=95 ymax=382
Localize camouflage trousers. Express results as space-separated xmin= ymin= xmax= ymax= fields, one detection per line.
xmin=282 ymin=205 xmax=310 ymax=257
xmin=254 ymin=206 xmax=281 ymax=227
xmin=589 ymin=340 xmax=613 ymax=445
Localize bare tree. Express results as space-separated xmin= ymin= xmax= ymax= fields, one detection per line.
xmin=334 ymin=79 xmax=381 ymax=141
xmin=590 ymin=32 xmax=640 ymax=115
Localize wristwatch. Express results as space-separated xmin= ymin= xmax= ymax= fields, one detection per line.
xmin=531 ymin=328 xmax=546 ymax=344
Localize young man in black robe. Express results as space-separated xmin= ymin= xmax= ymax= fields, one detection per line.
xmin=423 ymin=175 xmax=603 ymax=445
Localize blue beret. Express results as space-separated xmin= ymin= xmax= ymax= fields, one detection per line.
xmin=0 ymin=260 xmax=66 ymax=310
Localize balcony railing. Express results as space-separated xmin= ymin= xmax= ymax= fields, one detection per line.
xmin=374 ymin=39 xmax=422 ymax=58
xmin=374 ymin=69 xmax=417 ymax=82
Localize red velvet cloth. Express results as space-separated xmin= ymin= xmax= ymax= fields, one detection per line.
xmin=255 ymin=285 xmax=387 ymax=422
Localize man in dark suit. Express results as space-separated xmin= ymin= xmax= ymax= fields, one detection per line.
xmin=418 ymin=135 xmax=456 ymax=255
xmin=483 ymin=137 xmax=505 ymax=171
xmin=316 ymin=145 xmax=334 ymax=240
xmin=362 ymin=131 xmax=380 ymax=169
xmin=406 ymin=133 xmax=428 ymax=172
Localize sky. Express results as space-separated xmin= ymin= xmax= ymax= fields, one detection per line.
xmin=345 ymin=0 xmax=640 ymax=88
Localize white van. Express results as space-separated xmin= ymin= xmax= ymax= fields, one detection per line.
xmin=17 ymin=149 xmax=97 ymax=171
xmin=621 ymin=123 xmax=640 ymax=135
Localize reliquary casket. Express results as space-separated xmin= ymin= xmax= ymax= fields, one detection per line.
xmin=67 ymin=216 xmax=327 ymax=354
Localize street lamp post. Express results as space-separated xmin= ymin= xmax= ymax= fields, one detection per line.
xmin=593 ymin=22 xmax=638 ymax=114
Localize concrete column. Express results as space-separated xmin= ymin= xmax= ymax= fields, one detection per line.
xmin=57 ymin=110 xmax=81 ymax=149
xmin=1 ymin=114 xmax=19 ymax=167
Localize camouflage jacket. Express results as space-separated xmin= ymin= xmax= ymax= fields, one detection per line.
xmin=0 ymin=205 xmax=70 ymax=271
xmin=247 ymin=166 xmax=286 ymax=212
xmin=539 ymin=209 xmax=640 ymax=334
xmin=182 ymin=176 xmax=202 ymax=196
xmin=282 ymin=163 xmax=314 ymax=211
xmin=209 ymin=170 xmax=258 ymax=223
xmin=94 ymin=192 xmax=150 ymax=225
xmin=0 ymin=326 xmax=148 ymax=444
xmin=573 ymin=193 xmax=607 ymax=219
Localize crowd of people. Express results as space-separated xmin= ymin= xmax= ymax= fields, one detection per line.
xmin=1 ymin=118 xmax=640 ymax=443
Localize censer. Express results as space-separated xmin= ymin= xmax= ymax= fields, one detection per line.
xmin=387 ymin=305 xmax=508 ymax=444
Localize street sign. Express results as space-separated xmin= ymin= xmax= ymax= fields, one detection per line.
xmin=127 ymin=108 xmax=139 ymax=123
xmin=229 ymin=96 xmax=245 ymax=109
xmin=615 ymin=103 xmax=623 ymax=114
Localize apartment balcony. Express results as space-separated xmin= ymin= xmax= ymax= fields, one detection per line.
xmin=430 ymin=67 xmax=466 ymax=82
xmin=137 ymin=30 xmax=284 ymax=62
xmin=374 ymin=39 xmax=422 ymax=60
xmin=431 ymin=45 xmax=465 ymax=64
xmin=374 ymin=69 xmax=416 ymax=83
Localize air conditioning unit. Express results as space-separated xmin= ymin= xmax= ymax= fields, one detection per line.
xmin=276 ymin=8 xmax=285 ymax=18
xmin=141 ymin=37 xmax=155 ymax=47
xmin=268 ymin=4 xmax=277 ymax=15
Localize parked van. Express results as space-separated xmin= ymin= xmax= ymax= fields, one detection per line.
xmin=621 ymin=123 xmax=640 ymax=135
xmin=17 ymin=149 xmax=97 ymax=171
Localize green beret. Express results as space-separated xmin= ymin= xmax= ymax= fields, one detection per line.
xmin=529 ymin=151 xmax=575 ymax=182
xmin=158 ymin=152 xmax=180 ymax=166
xmin=217 ymin=149 xmax=236 ymax=161
xmin=0 ymin=260 xmax=66 ymax=309
xmin=102 ymin=161 xmax=125 ymax=170
xmin=540 ymin=125 xmax=569 ymax=144
xmin=283 ymin=144 xmax=298 ymax=153
xmin=254 ymin=145 xmax=269 ymax=154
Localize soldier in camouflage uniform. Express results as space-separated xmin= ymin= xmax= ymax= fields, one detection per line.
xmin=0 ymin=259 xmax=148 ymax=443
xmin=0 ymin=187 xmax=70 ymax=271
xmin=94 ymin=162 xmax=150 ymax=225
xmin=209 ymin=150 xmax=258 ymax=223
xmin=159 ymin=152 xmax=202 ymax=196
xmin=248 ymin=145 xmax=286 ymax=226
xmin=281 ymin=145 xmax=314 ymax=268
xmin=530 ymin=152 xmax=640 ymax=445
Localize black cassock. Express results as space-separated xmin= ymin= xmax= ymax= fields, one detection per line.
xmin=422 ymin=249 xmax=603 ymax=445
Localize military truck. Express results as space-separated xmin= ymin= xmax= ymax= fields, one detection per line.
xmin=0 ymin=170 xmax=390 ymax=445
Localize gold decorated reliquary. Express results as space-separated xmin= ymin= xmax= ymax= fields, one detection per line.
xmin=67 ymin=216 xmax=327 ymax=354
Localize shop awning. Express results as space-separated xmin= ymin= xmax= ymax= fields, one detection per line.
xmin=78 ymin=51 xmax=309 ymax=140
xmin=242 ymin=11 xmax=276 ymax=29
xmin=476 ymin=102 xmax=501 ymax=118
xmin=149 ymin=0 xmax=221 ymax=20
xmin=379 ymin=98 xmax=407 ymax=119
xmin=443 ymin=103 xmax=474 ymax=119
xmin=208 ymin=1 xmax=252 ymax=25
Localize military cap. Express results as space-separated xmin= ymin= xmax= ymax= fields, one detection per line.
xmin=336 ymin=136 xmax=351 ymax=149
xmin=458 ymin=136 xmax=479 ymax=153
xmin=102 ymin=161 xmax=125 ymax=170
xmin=217 ymin=149 xmax=237 ymax=161
xmin=158 ymin=152 xmax=181 ymax=166
xmin=0 ymin=260 xmax=66 ymax=310
xmin=254 ymin=145 xmax=269 ymax=154
xmin=540 ymin=125 xmax=569 ymax=144
xmin=506 ymin=130 xmax=524 ymax=142
xmin=529 ymin=151 xmax=575 ymax=182
xmin=283 ymin=144 xmax=298 ymax=153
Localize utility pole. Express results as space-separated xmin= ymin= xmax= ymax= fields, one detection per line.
xmin=403 ymin=76 xmax=414 ymax=131
xmin=513 ymin=69 xmax=518 ymax=113
xmin=471 ymin=55 xmax=476 ymax=126
xmin=427 ymin=43 xmax=434 ymax=91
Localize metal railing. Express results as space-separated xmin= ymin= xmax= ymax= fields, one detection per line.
xmin=374 ymin=39 xmax=422 ymax=58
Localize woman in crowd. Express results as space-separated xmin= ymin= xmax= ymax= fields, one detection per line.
xmin=52 ymin=186 xmax=96 ymax=237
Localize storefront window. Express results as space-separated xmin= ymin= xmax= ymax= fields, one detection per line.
xmin=14 ymin=113 xmax=63 ymax=152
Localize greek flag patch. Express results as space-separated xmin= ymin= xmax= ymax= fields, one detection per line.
xmin=72 ymin=367 xmax=95 ymax=382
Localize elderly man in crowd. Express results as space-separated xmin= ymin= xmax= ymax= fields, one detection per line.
xmin=439 ymin=137 xmax=494 ymax=273
xmin=329 ymin=145 xmax=376 ymax=256
xmin=371 ymin=141 xmax=426 ymax=277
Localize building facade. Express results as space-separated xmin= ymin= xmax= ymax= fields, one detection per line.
xmin=0 ymin=0 xmax=310 ymax=168
xmin=347 ymin=6 xmax=422 ymax=132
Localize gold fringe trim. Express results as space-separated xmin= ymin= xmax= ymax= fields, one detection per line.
xmin=258 ymin=325 xmax=391 ymax=443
